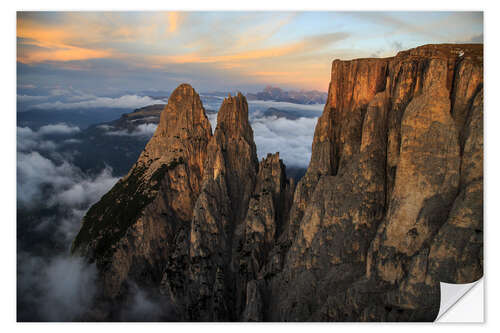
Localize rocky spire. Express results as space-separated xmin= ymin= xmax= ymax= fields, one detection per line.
xmin=72 ymin=84 xmax=212 ymax=303
xmin=212 ymin=92 xmax=258 ymax=222
xmin=173 ymin=92 xmax=259 ymax=321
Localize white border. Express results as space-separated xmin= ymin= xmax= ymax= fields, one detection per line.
xmin=3 ymin=1 xmax=497 ymax=331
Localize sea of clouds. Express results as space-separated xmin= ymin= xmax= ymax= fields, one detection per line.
xmin=17 ymin=86 xmax=168 ymax=112
xmin=251 ymin=116 xmax=318 ymax=167
xmin=33 ymin=94 xmax=165 ymax=110
xmin=17 ymin=124 xmax=119 ymax=321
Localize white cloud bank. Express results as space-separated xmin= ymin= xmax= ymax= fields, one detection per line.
xmin=248 ymin=100 xmax=325 ymax=113
xmin=38 ymin=123 xmax=81 ymax=135
xmin=17 ymin=124 xmax=80 ymax=152
xmin=105 ymin=123 xmax=158 ymax=137
xmin=251 ymin=116 xmax=317 ymax=168
xmin=33 ymin=94 xmax=165 ymax=110
xmin=17 ymin=150 xmax=119 ymax=210
xmin=52 ymin=167 xmax=118 ymax=207
xmin=17 ymin=146 xmax=118 ymax=321
xmin=207 ymin=111 xmax=317 ymax=168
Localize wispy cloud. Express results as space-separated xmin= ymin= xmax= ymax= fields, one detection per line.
xmin=104 ymin=123 xmax=158 ymax=137
xmin=17 ymin=14 xmax=113 ymax=63
xmin=16 ymin=11 xmax=483 ymax=92
xmin=17 ymin=124 xmax=80 ymax=152
xmin=18 ymin=252 xmax=98 ymax=321
xmin=38 ymin=123 xmax=81 ymax=135
xmin=167 ymin=12 xmax=183 ymax=33
xmin=154 ymin=32 xmax=349 ymax=65
xmin=33 ymin=94 xmax=165 ymax=110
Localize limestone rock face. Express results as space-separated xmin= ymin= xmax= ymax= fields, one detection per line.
xmin=368 ymin=59 xmax=460 ymax=278
xmin=428 ymin=88 xmax=483 ymax=283
xmin=363 ymin=59 xmax=461 ymax=319
xmin=168 ymin=93 xmax=260 ymax=321
xmin=241 ymin=153 xmax=294 ymax=275
xmin=72 ymin=84 xmax=212 ymax=300
xmin=238 ymin=153 xmax=295 ymax=318
xmin=242 ymin=280 xmax=264 ymax=321
xmin=73 ymin=44 xmax=483 ymax=322
xmin=282 ymin=58 xmax=390 ymax=263
xmin=265 ymin=44 xmax=483 ymax=322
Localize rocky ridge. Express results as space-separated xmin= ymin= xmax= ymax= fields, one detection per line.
xmin=72 ymin=44 xmax=483 ymax=321
xmin=247 ymin=85 xmax=327 ymax=105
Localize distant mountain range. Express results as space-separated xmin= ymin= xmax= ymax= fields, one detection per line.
xmin=105 ymin=104 xmax=164 ymax=132
xmin=258 ymin=107 xmax=301 ymax=120
xmin=246 ymin=85 xmax=327 ymax=104
xmin=17 ymin=108 xmax=129 ymax=130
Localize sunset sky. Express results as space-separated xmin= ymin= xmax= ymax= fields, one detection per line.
xmin=17 ymin=11 xmax=483 ymax=96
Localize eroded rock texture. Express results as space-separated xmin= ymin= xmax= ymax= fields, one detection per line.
xmin=73 ymin=44 xmax=483 ymax=322
xmin=182 ymin=93 xmax=259 ymax=321
xmin=263 ymin=44 xmax=482 ymax=322
xmin=72 ymin=84 xmax=213 ymax=315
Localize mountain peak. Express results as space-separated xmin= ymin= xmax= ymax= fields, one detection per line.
xmin=71 ymin=83 xmax=213 ymax=298
xmin=216 ymin=91 xmax=253 ymax=143
xmin=170 ymin=83 xmax=196 ymax=97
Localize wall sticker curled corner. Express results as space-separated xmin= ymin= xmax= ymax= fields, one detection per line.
xmin=436 ymin=278 xmax=484 ymax=322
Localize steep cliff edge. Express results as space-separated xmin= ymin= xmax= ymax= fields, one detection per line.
xmin=72 ymin=43 xmax=483 ymax=322
xmin=263 ymin=43 xmax=483 ymax=321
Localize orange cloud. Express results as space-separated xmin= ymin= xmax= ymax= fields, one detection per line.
xmin=151 ymin=42 xmax=302 ymax=64
xmin=247 ymin=67 xmax=329 ymax=91
xmin=151 ymin=31 xmax=348 ymax=65
xmin=18 ymin=45 xmax=111 ymax=63
xmin=167 ymin=12 xmax=182 ymax=34
xmin=231 ymin=13 xmax=297 ymax=50
xmin=17 ymin=14 xmax=112 ymax=63
xmin=16 ymin=12 xmax=335 ymax=90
